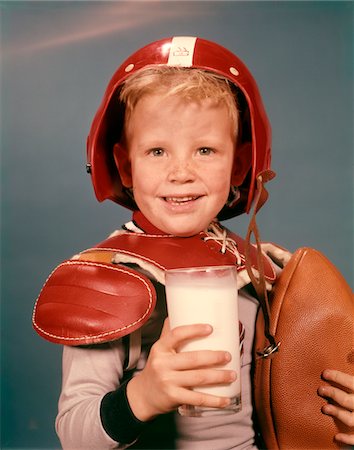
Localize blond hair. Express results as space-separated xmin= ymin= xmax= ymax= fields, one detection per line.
xmin=119 ymin=66 xmax=239 ymax=137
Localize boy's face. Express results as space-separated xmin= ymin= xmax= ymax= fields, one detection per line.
xmin=117 ymin=94 xmax=236 ymax=236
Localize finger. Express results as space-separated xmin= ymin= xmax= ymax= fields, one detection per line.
xmin=171 ymin=349 xmax=232 ymax=371
xmin=322 ymin=370 xmax=354 ymax=392
xmin=173 ymin=368 xmax=236 ymax=388
xmin=321 ymin=404 xmax=354 ymax=427
xmin=173 ymin=386 xmax=232 ymax=409
xmin=334 ymin=433 xmax=354 ymax=446
xmin=318 ymin=385 xmax=354 ymax=411
xmin=163 ymin=323 xmax=213 ymax=350
xmin=160 ymin=317 xmax=171 ymax=337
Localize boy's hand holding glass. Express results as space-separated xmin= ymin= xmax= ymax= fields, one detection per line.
xmin=126 ymin=319 xmax=237 ymax=422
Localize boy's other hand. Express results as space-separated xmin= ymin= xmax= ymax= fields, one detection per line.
xmin=318 ymin=369 xmax=354 ymax=445
xmin=126 ymin=318 xmax=236 ymax=422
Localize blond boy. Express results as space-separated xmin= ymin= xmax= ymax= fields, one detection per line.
xmin=34 ymin=37 xmax=354 ymax=449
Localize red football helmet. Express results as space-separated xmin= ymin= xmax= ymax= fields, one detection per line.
xmin=86 ymin=36 xmax=272 ymax=219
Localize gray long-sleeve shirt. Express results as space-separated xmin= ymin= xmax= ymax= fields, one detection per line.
xmin=56 ymin=286 xmax=260 ymax=449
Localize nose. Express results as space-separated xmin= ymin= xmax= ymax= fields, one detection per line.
xmin=167 ymin=156 xmax=196 ymax=183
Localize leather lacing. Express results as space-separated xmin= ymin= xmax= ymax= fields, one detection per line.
xmin=204 ymin=221 xmax=242 ymax=266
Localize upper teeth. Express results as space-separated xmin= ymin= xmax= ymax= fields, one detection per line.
xmin=167 ymin=196 xmax=196 ymax=202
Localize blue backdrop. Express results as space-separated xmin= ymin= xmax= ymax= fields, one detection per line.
xmin=1 ymin=1 xmax=353 ymax=448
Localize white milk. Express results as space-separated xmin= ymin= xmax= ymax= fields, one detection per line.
xmin=165 ymin=266 xmax=241 ymax=401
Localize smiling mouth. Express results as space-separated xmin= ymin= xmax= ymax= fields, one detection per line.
xmin=163 ymin=196 xmax=201 ymax=205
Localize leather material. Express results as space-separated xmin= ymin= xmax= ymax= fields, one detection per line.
xmin=86 ymin=36 xmax=273 ymax=218
xmin=253 ymin=247 xmax=354 ymax=449
xmin=33 ymin=261 xmax=156 ymax=345
xmin=94 ymin=228 xmax=276 ymax=282
xmin=33 ymin=227 xmax=276 ymax=345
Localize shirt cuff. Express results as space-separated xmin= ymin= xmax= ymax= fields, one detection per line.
xmin=100 ymin=380 xmax=147 ymax=444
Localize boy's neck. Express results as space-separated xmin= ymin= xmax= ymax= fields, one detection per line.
xmin=132 ymin=211 xmax=169 ymax=235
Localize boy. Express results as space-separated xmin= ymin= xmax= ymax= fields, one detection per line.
xmin=33 ymin=37 xmax=353 ymax=449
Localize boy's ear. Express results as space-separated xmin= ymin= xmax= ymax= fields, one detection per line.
xmin=231 ymin=142 xmax=252 ymax=186
xmin=113 ymin=143 xmax=133 ymax=188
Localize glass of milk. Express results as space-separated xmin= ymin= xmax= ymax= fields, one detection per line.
xmin=165 ymin=265 xmax=241 ymax=417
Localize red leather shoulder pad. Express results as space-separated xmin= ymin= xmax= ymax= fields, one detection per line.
xmin=33 ymin=260 xmax=156 ymax=345
xmin=95 ymin=228 xmax=276 ymax=284
xmin=33 ymin=225 xmax=276 ymax=346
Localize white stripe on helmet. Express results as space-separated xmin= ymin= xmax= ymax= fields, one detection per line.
xmin=167 ymin=36 xmax=197 ymax=67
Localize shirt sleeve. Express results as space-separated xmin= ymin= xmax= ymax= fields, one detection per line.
xmin=100 ymin=380 xmax=147 ymax=444
xmin=56 ymin=341 xmax=139 ymax=449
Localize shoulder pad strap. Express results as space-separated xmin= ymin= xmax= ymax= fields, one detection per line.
xmin=33 ymin=260 xmax=156 ymax=345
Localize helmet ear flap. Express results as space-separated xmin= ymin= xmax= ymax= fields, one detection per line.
xmin=231 ymin=142 xmax=252 ymax=187
xmin=113 ymin=143 xmax=133 ymax=188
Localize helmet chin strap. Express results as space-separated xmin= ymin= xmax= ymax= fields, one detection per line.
xmin=244 ymin=170 xmax=280 ymax=358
